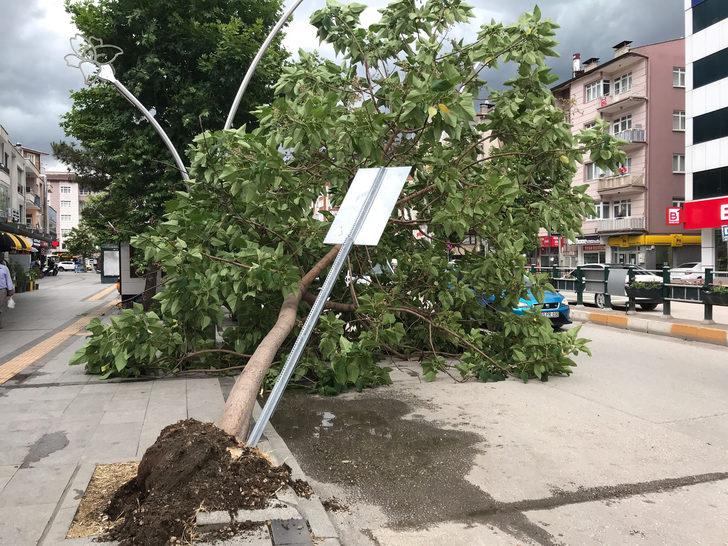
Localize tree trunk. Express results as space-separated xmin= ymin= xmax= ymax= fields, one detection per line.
xmin=141 ymin=263 xmax=157 ymax=311
xmin=217 ymin=245 xmax=341 ymax=440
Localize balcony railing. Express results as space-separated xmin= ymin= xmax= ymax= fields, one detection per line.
xmin=614 ymin=128 xmax=646 ymax=144
xmin=596 ymin=216 xmax=646 ymax=233
xmin=597 ymin=173 xmax=646 ymax=195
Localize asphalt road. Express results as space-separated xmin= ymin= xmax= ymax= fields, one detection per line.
xmin=273 ymin=324 xmax=728 ymax=545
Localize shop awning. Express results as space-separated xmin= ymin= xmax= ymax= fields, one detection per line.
xmin=608 ymin=234 xmax=702 ymax=248
xmin=0 ymin=232 xmax=33 ymax=252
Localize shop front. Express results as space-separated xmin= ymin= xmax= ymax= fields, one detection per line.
xmin=607 ymin=234 xmax=702 ymax=269
xmin=575 ymin=235 xmax=607 ymax=265
xmin=537 ymin=235 xmax=561 ymax=268
xmin=670 ymin=197 xmax=728 ymax=270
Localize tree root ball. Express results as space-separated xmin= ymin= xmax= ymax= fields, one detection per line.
xmin=104 ymin=419 xmax=299 ymax=545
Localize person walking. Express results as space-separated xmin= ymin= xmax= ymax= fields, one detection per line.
xmin=74 ymin=257 xmax=82 ymax=273
xmin=0 ymin=258 xmax=15 ymax=329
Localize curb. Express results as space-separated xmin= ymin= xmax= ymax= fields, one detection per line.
xmin=571 ymin=308 xmax=728 ymax=347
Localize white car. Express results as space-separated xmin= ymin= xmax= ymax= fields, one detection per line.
xmin=670 ymin=262 xmax=704 ymax=281
xmin=58 ymin=260 xmax=76 ymax=271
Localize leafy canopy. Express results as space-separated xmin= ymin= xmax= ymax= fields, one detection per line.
xmin=55 ymin=0 xmax=287 ymax=242
xmin=73 ymin=1 xmax=624 ymax=388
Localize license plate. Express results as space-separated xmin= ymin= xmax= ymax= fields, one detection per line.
xmin=542 ymin=311 xmax=560 ymax=318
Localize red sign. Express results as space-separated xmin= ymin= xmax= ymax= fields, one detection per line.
xmin=51 ymin=240 xmax=59 ymax=248
xmin=540 ymin=236 xmax=560 ymax=248
xmin=682 ymin=197 xmax=728 ymax=230
xmin=666 ymin=207 xmax=681 ymax=226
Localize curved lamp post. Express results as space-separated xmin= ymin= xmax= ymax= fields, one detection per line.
xmin=65 ymin=35 xmax=190 ymax=183
xmin=224 ymin=0 xmax=305 ymax=129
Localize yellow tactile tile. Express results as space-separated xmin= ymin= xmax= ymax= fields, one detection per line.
xmin=0 ymin=300 xmax=118 ymax=384
xmin=86 ymin=284 xmax=119 ymax=302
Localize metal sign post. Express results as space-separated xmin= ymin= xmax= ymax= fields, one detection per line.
xmin=247 ymin=166 xmax=411 ymax=446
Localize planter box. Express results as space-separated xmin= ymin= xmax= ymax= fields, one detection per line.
xmin=625 ymin=287 xmax=662 ymax=300
xmin=703 ymin=292 xmax=728 ymax=306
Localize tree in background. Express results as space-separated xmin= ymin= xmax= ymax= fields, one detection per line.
xmin=53 ymin=0 xmax=287 ymax=244
xmin=72 ymin=1 xmax=625 ymax=440
xmin=64 ymin=221 xmax=98 ymax=265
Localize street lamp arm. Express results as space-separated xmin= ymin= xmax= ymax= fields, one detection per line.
xmin=224 ymin=0 xmax=305 ymax=130
xmin=111 ymin=79 xmax=190 ymax=183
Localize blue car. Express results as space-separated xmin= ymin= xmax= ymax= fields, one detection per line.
xmin=478 ymin=278 xmax=571 ymax=328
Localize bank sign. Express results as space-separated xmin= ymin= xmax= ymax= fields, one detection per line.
xmin=668 ymin=197 xmax=728 ymax=230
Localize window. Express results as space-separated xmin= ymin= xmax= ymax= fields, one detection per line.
xmin=61 ymin=229 xmax=71 ymax=237
xmin=673 ymin=110 xmax=686 ymax=131
xmin=585 ymin=80 xmax=609 ymax=102
xmin=673 ymin=67 xmax=685 ymax=88
xmin=672 ymin=198 xmax=685 ymax=208
xmin=60 ymin=186 xmax=71 ymax=194
xmin=585 ymin=163 xmax=604 ymax=180
xmin=588 ymin=201 xmax=610 ymax=220
xmin=612 ymin=114 xmax=632 ymax=135
xmin=60 ymin=200 xmax=71 ymax=208
xmin=613 ymin=73 xmax=632 ymax=95
xmin=673 ymin=154 xmax=686 ymax=173
xmin=61 ymin=214 xmax=72 ymax=222
xmin=694 ymin=47 xmax=728 ymax=90
xmin=618 ymin=157 xmax=633 ymax=175
xmin=612 ymin=200 xmax=632 ymax=218
xmin=693 ymin=0 xmax=728 ymax=34
xmin=693 ymin=166 xmax=728 ymax=200
xmin=693 ymin=106 xmax=728 ymax=145
xmin=584 ymin=121 xmax=597 ymax=130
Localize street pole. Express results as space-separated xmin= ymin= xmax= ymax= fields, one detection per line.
xmin=247 ymin=166 xmax=388 ymax=446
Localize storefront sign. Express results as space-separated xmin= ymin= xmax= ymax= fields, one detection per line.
xmin=575 ymin=235 xmax=602 ymax=245
xmin=682 ymin=197 xmax=728 ymax=230
xmin=722 ymin=225 xmax=728 ymax=242
xmin=666 ymin=207 xmax=681 ymax=226
xmin=540 ymin=235 xmax=560 ymax=248
xmin=583 ymin=244 xmax=606 ymax=251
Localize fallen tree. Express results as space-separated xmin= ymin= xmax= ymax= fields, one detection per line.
xmin=72 ymin=0 xmax=624 ymax=440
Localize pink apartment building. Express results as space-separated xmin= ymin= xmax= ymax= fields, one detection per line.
xmin=552 ymin=39 xmax=700 ymax=269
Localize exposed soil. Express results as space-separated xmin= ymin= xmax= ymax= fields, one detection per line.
xmin=103 ymin=419 xmax=303 ymax=545
xmin=67 ymin=462 xmax=139 ymax=539
xmin=322 ymin=497 xmax=349 ymax=512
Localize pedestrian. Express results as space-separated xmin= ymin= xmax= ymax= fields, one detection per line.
xmin=0 ymin=258 xmax=15 ymax=329
xmin=74 ymin=257 xmax=82 ymax=273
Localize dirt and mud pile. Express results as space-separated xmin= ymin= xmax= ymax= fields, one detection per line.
xmin=104 ymin=419 xmax=296 ymax=545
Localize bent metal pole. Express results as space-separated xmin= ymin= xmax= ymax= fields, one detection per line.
xmin=224 ymin=0 xmax=305 ymax=130
xmin=247 ymin=166 xmax=388 ymax=446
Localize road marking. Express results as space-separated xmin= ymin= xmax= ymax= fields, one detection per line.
xmin=0 ymin=300 xmax=118 ymax=385
xmin=86 ymin=284 xmax=118 ymax=302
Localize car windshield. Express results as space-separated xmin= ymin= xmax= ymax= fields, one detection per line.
xmin=676 ymin=262 xmax=698 ymax=269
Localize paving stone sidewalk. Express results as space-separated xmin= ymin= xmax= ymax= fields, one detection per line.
xmin=0 ymin=327 xmax=337 ymax=545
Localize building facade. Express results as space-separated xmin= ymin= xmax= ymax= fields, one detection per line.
xmin=46 ymin=171 xmax=95 ymax=252
xmin=683 ymin=0 xmax=728 ymax=271
xmin=553 ymin=39 xmax=700 ymax=269
xmin=0 ymin=124 xmax=55 ymax=256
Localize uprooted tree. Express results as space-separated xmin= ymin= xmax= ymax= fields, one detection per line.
xmin=71 ymin=0 xmax=625 ymax=440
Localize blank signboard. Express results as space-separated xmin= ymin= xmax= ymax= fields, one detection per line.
xmin=324 ymin=166 xmax=412 ymax=246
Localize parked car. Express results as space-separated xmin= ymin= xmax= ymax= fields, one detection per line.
xmin=670 ymin=262 xmax=704 ymax=281
xmin=58 ymin=260 xmax=76 ymax=271
xmin=479 ymin=277 xmax=571 ymax=329
xmin=569 ymin=264 xmax=662 ymax=310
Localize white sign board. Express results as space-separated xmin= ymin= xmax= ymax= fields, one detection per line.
xmin=324 ymin=166 xmax=411 ymax=246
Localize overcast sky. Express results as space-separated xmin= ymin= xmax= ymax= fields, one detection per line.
xmin=0 ymin=0 xmax=684 ymax=170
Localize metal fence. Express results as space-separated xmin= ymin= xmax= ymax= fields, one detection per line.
xmin=530 ymin=265 xmax=728 ymax=322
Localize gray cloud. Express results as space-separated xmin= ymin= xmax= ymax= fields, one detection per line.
xmin=0 ymin=0 xmax=683 ymax=167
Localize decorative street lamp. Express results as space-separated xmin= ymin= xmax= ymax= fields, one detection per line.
xmin=65 ymin=35 xmax=190 ymax=183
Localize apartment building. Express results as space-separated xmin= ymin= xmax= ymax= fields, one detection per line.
xmin=681 ymin=0 xmax=728 ymax=271
xmin=46 ymin=171 xmax=95 ymax=252
xmin=553 ymin=38 xmax=700 ymax=269
xmin=0 ymin=125 xmax=55 ymax=254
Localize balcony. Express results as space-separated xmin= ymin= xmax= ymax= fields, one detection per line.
xmin=25 ymin=193 xmax=41 ymax=210
xmin=596 ymin=216 xmax=646 ymax=234
xmin=597 ymin=93 xmax=647 ymax=115
xmin=597 ymin=173 xmax=646 ymax=196
xmin=613 ymin=128 xmax=647 ymax=151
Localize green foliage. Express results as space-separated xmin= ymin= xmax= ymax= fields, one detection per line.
xmin=63 ymin=221 xmax=98 ymax=259
xmin=55 ymin=0 xmax=287 ymax=243
xmin=707 ymin=284 xmax=728 ymax=294
xmin=76 ymin=1 xmax=625 ymax=388
xmin=629 ymin=281 xmax=662 ymax=290
xmin=70 ymin=304 xmax=185 ymax=378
